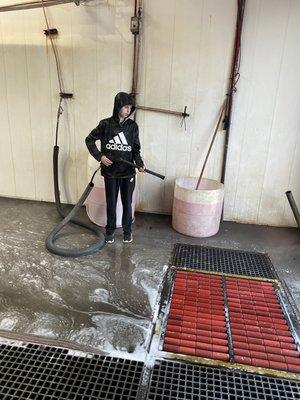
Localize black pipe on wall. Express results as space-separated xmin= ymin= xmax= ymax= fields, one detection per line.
xmin=285 ymin=191 xmax=300 ymax=230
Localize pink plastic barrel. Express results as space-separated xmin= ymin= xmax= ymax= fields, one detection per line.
xmin=172 ymin=177 xmax=224 ymax=237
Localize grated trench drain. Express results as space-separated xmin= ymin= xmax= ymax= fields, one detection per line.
xmin=0 ymin=343 xmax=143 ymax=399
xmin=172 ymin=244 xmax=277 ymax=279
xmin=147 ymin=359 xmax=300 ymax=400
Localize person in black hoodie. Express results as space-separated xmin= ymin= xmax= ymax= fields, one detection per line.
xmin=85 ymin=92 xmax=144 ymax=244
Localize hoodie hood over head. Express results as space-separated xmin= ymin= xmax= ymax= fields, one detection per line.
xmin=85 ymin=91 xmax=143 ymax=178
xmin=112 ymin=92 xmax=136 ymax=122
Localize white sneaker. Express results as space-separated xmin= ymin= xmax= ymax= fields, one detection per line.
xmin=123 ymin=233 xmax=133 ymax=243
xmin=105 ymin=233 xmax=115 ymax=243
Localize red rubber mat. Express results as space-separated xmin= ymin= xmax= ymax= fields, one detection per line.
xmin=227 ymin=277 xmax=300 ymax=373
xmin=163 ymin=271 xmax=229 ymax=361
xmin=162 ymin=271 xmax=300 ymax=374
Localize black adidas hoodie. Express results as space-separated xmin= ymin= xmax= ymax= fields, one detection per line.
xmin=85 ymin=92 xmax=144 ymax=178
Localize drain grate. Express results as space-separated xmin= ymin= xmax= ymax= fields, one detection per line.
xmin=147 ymin=359 xmax=300 ymax=400
xmin=0 ymin=343 xmax=143 ymax=399
xmin=172 ymin=244 xmax=276 ymax=279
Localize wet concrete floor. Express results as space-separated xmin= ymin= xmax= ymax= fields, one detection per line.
xmin=0 ymin=197 xmax=299 ymax=358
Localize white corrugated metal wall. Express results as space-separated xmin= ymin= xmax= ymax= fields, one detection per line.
xmin=0 ymin=0 xmax=299 ymax=227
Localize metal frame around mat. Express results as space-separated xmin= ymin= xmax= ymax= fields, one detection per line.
xmin=156 ymin=264 xmax=300 ymax=381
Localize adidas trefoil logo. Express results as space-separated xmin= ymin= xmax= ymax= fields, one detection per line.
xmin=106 ymin=132 xmax=132 ymax=151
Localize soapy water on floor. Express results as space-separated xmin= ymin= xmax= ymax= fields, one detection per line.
xmin=0 ymin=217 xmax=168 ymax=359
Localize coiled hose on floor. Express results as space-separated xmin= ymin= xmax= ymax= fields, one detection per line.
xmin=45 ymin=145 xmax=105 ymax=257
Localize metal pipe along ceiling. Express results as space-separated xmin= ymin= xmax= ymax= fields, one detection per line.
xmin=0 ymin=0 xmax=80 ymax=12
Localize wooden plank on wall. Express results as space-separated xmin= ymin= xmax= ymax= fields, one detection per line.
xmin=136 ymin=0 xmax=175 ymax=213
xmin=0 ymin=16 xmax=16 ymax=197
xmin=163 ymin=0 xmax=204 ymax=212
xmin=258 ymin=0 xmax=300 ymax=226
xmin=96 ymin=0 xmax=122 ymax=121
xmin=283 ymin=1 xmax=300 ymax=226
xmin=230 ymin=0 xmax=290 ymax=224
xmin=189 ymin=0 xmax=236 ymax=186
xmin=223 ymin=0 xmax=261 ymax=222
xmin=116 ymin=0 xmax=133 ymax=91
xmin=0 ymin=10 xmax=36 ymax=199
xmin=45 ymin=4 xmax=77 ymax=204
xmin=71 ymin=4 xmax=98 ymax=196
xmin=24 ymin=8 xmax=54 ymax=202
xmin=285 ymin=129 xmax=300 ymax=226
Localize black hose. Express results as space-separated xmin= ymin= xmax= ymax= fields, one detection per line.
xmin=45 ymin=145 xmax=105 ymax=257
xmin=118 ymin=157 xmax=165 ymax=180
xmin=46 ymin=148 xmax=164 ymax=257
xmin=285 ymin=191 xmax=300 ymax=230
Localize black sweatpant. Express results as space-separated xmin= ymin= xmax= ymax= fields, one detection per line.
xmin=104 ymin=176 xmax=135 ymax=235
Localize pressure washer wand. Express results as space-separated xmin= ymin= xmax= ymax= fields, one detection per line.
xmin=118 ymin=157 xmax=165 ymax=180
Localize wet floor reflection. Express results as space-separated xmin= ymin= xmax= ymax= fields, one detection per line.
xmin=0 ymin=201 xmax=167 ymax=356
